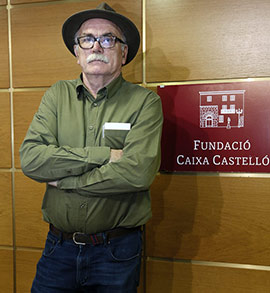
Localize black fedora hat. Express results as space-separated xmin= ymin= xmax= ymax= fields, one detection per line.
xmin=62 ymin=2 xmax=140 ymax=65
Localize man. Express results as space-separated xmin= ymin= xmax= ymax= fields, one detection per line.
xmin=20 ymin=2 xmax=163 ymax=292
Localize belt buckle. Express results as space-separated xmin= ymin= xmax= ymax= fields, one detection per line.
xmin=73 ymin=232 xmax=86 ymax=245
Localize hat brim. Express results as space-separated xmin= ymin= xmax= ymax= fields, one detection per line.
xmin=62 ymin=9 xmax=140 ymax=65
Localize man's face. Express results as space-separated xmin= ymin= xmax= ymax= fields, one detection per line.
xmin=74 ymin=18 xmax=128 ymax=78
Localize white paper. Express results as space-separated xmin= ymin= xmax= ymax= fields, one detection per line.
xmin=102 ymin=122 xmax=131 ymax=137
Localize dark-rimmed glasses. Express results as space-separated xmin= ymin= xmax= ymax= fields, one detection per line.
xmin=76 ymin=34 xmax=126 ymax=49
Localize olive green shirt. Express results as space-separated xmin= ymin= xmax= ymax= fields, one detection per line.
xmin=20 ymin=74 xmax=163 ymax=234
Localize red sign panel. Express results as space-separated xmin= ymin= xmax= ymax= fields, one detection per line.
xmin=158 ymin=81 xmax=270 ymax=172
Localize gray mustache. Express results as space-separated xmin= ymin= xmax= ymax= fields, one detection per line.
xmin=87 ymin=54 xmax=109 ymax=64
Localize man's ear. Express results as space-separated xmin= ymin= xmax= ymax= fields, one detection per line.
xmin=74 ymin=45 xmax=80 ymax=64
xmin=122 ymin=45 xmax=128 ymax=66
xmin=74 ymin=45 xmax=78 ymax=56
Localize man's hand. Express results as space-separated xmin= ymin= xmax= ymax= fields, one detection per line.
xmin=109 ymin=149 xmax=123 ymax=163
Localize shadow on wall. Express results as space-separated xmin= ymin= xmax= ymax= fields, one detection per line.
xmin=144 ymin=20 xmax=190 ymax=83
xmin=113 ymin=2 xmax=143 ymax=84
xmin=145 ymin=46 xmax=190 ymax=82
xmin=146 ymin=87 xmax=223 ymax=292
xmin=124 ymin=17 xmax=191 ymax=83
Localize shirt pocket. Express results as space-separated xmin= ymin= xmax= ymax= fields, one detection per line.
xmin=103 ymin=129 xmax=129 ymax=149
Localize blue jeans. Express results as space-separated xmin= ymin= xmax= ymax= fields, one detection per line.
xmin=31 ymin=229 xmax=142 ymax=292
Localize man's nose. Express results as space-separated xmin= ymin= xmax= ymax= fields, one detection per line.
xmin=92 ymin=40 xmax=103 ymax=52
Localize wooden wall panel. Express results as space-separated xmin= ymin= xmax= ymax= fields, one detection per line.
xmin=11 ymin=0 xmax=54 ymax=4
xmin=0 ymin=0 xmax=6 ymax=6
xmin=0 ymin=249 xmax=14 ymax=292
xmin=15 ymin=172 xmax=47 ymax=248
xmin=0 ymin=92 xmax=11 ymax=168
xmin=146 ymin=174 xmax=270 ymax=266
xmin=13 ymin=90 xmax=45 ymax=168
xmin=0 ymin=173 xmax=12 ymax=246
xmin=138 ymin=263 xmax=144 ymax=293
xmin=11 ymin=0 xmax=142 ymax=88
xmin=16 ymin=249 xmax=42 ymax=293
xmin=0 ymin=8 xmax=9 ymax=88
xmin=146 ymin=259 xmax=270 ymax=293
xmin=146 ymin=0 xmax=270 ymax=82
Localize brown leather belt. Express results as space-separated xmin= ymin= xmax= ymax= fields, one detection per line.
xmin=50 ymin=224 xmax=141 ymax=246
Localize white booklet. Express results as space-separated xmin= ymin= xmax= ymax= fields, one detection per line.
xmin=102 ymin=122 xmax=131 ymax=138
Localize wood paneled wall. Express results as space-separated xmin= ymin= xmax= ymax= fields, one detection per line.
xmin=0 ymin=0 xmax=269 ymax=292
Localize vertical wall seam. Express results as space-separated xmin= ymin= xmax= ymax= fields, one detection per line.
xmin=142 ymin=1 xmax=147 ymax=292
xmin=142 ymin=0 xmax=147 ymax=87
xmin=7 ymin=0 xmax=16 ymax=292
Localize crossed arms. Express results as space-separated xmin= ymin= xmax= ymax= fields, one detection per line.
xmin=20 ymin=85 xmax=163 ymax=197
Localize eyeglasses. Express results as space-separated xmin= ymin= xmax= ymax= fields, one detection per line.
xmin=76 ymin=34 xmax=126 ymax=49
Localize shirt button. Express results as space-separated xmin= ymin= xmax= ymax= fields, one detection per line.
xmin=80 ymin=203 xmax=86 ymax=209
xmin=89 ymin=125 xmax=93 ymax=130
xmin=93 ymin=103 xmax=98 ymax=107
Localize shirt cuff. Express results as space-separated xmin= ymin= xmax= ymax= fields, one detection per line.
xmin=87 ymin=146 xmax=111 ymax=165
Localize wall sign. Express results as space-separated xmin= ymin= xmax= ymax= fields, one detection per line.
xmin=158 ymin=81 xmax=270 ymax=172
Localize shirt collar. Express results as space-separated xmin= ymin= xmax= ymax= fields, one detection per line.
xmin=76 ymin=74 xmax=124 ymax=101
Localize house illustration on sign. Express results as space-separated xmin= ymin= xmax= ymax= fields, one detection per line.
xmin=199 ymin=90 xmax=245 ymax=129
